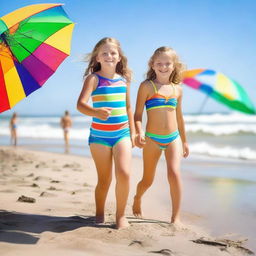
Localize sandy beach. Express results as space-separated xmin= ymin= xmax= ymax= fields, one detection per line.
xmin=0 ymin=146 xmax=254 ymax=256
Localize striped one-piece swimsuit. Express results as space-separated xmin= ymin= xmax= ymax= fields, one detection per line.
xmin=88 ymin=74 xmax=130 ymax=147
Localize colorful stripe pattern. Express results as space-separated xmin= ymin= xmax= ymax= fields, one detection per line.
xmin=182 ymin=69 xmax=256 ymax=114
xmin=145 ymin=80 xmax=177 ymax=111
xmin=145 ymin=130 xmax=180 ymax=150
xmin=90 ymin=74 xmax=129 ymax=138
xmin=0 ymin=4 xmax=74 ymax=113
xmin=146 ymin=96 xmax=177 ymax=111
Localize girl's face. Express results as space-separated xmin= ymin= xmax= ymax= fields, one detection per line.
xmin=96 ymin=42 xmax=121 ymax=69
xmin=152 ymin=52 xmax=174 ymax=80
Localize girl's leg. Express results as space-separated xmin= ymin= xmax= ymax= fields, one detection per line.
xmin=10 ymin=130 xmax=13 ymax=145
xmin=13 ymin=129 xmax=17 ymax=146
xmin=133 ymin=137 xmax=162 ymax=218
xmin=64 ymin=131 xmax=69 ymax=153
xmin=164 ymin=138 xmax=183 ymax=223
xmin=90 ymin=143 xmax=113 ymax=223
xmin=113 ymin=138 xmax=132 ymax=229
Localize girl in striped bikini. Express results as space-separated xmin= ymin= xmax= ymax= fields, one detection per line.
xmin=77 ymin=38 xmax=135 ymax=229
xmin=132 ymin=47 xmax=189 ymax=226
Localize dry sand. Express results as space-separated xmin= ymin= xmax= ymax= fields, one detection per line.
xmin=0 ymin=146 xmax=253 ymax=256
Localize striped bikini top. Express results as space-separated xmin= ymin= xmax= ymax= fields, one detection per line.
xmin=90 ymin=74 xmax=128 ymax=135
xmin=145 ymin=80 xmax=178 ymax=111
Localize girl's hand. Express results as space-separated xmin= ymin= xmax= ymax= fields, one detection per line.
xmin=135 ymin=133 xmax=146 ymax=148
xmin=183 ymin=142 xmax=189 ymax=158
xmin=95 ymin=107 xmax=112 ymax=120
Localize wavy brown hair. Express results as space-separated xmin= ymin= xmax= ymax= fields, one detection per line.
xmin=146 ymin=46 xmax=185 ymax=84
xmin=83 ymin=37 xmax=132 ymax=83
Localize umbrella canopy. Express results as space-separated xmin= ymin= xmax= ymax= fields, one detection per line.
xmin=182 ymin=69 xmax=256 ymax=114
xmin=0 ymin=3 xmax=74 ymax=113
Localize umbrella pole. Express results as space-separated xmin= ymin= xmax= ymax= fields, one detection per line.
xmin=198 ymin=95 xmax=209 ymax=114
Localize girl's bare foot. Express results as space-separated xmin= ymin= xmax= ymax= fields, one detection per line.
xmin=116 ymin=216 xmax=130 ymax=229
xmin=132 ymin=196 xmax=142 ymax=218
xmin=170 ymin=219 xmax=186 ymax=231
xmin=171 ymin=216 xmax=179 ymax=224
xmin=95 ymin=215 xmax=104 ymax=224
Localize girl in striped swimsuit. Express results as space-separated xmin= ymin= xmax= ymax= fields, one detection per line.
xmin=77 ymin=38 xmax=135 ymax=229
xmin=132 ymin=47 xmax=189 ymax=226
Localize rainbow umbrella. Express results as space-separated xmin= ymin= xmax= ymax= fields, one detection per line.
xmin=0 ymin=3 xmax=74 ymax=113
xmin=182 ymin=69 xmax=256 ymax=114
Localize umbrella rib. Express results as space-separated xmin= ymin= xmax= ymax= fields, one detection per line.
xmin=0 ymin=35 xmax=17 ymax=61
xmin=8 ymin=30 xmax=44 ymax=47
xmin=8 ymin=21 xmax=72 ymax=49
xmin=8 ymin=22 xmax=72 ymax=70
xmin=6 ymin=35 xmax=58 ymax=73
xmin=8 ymin=35 xmax=34 ymax=58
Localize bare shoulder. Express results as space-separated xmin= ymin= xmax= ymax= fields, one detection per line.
xmin=83 ymin=74 xmax=98 ymax=89
xmin=84 ymin=74 xmax=98 ymax=84
xmin=137 ymin=80 xmax=152 ymax=99
xmin=141 ymin=80 xmax=151 ymax=87
xmin=139 ymin=80 xmax=151 ymax=91
xmin=175 ymin=84 xmax=183 ymax=97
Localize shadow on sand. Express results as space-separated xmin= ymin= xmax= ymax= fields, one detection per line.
xmin=0 ymin=210 xmax=110 ymax=245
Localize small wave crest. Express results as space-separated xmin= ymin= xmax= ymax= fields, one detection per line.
xmin=185 ymin=113 xmax=256 ymax=124
xmin=190 ymin=142 xmax=256 ymax=160
xmin=0 ymin=125 xmax=89 ymax=140
xmin=186 ymin=124 xmax=256 ymax=135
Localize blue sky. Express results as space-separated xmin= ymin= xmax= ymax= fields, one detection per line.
xmin=0 ymin=0 xmax=256 ymax=116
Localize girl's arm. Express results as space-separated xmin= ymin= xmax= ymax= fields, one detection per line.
xmin=126 ymin=83 xmax=136 ymax=147
xmin=77 ymin=74 xmax=112 ymax=120
xmin=134 ymin=81 xmax=148 ymax=148
xmin=176 ymin=86 xmax=189 ymax=158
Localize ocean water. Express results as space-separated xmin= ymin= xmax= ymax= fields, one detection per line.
xmin=0 ymin=112 xmax=256 ymax=160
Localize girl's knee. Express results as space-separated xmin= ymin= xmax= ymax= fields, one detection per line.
xmin=167 ymin=167 xmax=180 ymax=179
xmin=97 ymin=177 xmax=112 ymax=189
xmin=141 ymin=178 xmax=154 ymax=188
xmin=116 ymin=169 xmax=130 ymax=181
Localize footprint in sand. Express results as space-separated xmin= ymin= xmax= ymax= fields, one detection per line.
xmin=31 ymin=183 xmax=40 ymax=188
xmin=35 ymin=162 xmax=48 ymax=168
xmin=17 ymin=195 xmax=36 ymax=203
xmin=48 ymin=186 xmax=56 ymax=190
xmin=40 ymin=192 xmax=56 ymax=197
xmin=70 ymin=189 xmax=86 ymax=195
xmin=63 ymin=163 xmax=81 ymax=169
xmin=148 ymin=249 xmax=174 ymax=256
xmin=47 ymin=186 xmax=62 ymax=191
xmin=51 ymin=180 xmax=60 ymax=183
xmin=129 ymin=240 xmax=144 ymax=247
xmin=34 ymin=176 xmax=51 ymax=181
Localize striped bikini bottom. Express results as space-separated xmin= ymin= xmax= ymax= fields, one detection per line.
xmin=89 ymin=127 xmax=130 ymax=148
xmin=145 ymin=130 xmax=180 ymax=150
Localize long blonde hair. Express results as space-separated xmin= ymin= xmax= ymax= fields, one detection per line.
xmin=146 ymin=47 xmax=185 ymax=84
xmin=83 ymin=37 xmax=132 ymax=83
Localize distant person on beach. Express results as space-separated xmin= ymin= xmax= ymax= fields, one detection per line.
xmin=132 ymin=47 xmax=189 ymax=226
xmin=60 ymin=110 xmax=72 ymax=153
xmin=9 ymin=112 xmax=18 ymax=146
xmin=77 ymin=37 xmax=135 ymax=229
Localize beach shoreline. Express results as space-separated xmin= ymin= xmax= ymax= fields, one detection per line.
xmin=0 ymin=146 xmax=255 ymax=255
